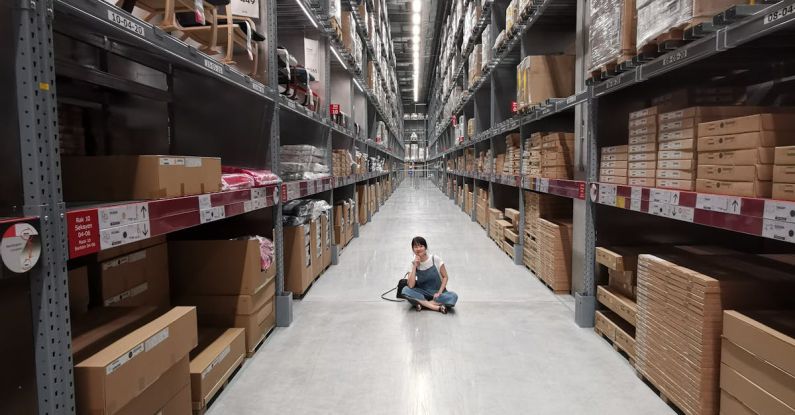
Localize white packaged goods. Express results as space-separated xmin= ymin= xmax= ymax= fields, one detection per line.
xmin=280 ymin=145 xmax=329 ymax=181
xmin=588 ymin=0 xmax=635 ymax=71
xmin=636 ymin=0 xmax=738 ymax=48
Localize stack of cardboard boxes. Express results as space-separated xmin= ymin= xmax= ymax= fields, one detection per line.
xmin=467 ymin=119 xmax=476 ymax=139
xmin=635 ymin=254 xmax=793 ymax=415
xmin=332 ymin=149 xmax=352 ymax=177
xmin=516 ymin=54 xmax=575 ymax=109
xmin=600 ymin=145 xmax=629 ymax=184
xmin=774 ymin=146 xmax=795 ymax=200
xmin=488 ymin=208 xmax=504 ymax=242
xmin=476 ymin=188 xmax=489 ymax=228
xmin=541 ymin=132 xmax=575 ymax=179
xmin=522 ymin=191 xmax=571 ymax=274
xmin=501 ymin=208 xmax=520 ymax=257
xmin=720 ymin=310 xmax=795 ymax=415
xmin=503 ymin=134 xmax=521 ymax=175
xmin=522 ymin=133 xmax=542 ymax=178
xmin=536 ymin=218 xmax=572 ymax=292
xmin=357 ymin=184 xmax=369 ymax=225
xmin=697 ymin=114 xmax=795 ymax=197
xmin=469 ymin=44 xmax=482 ymax=84
xmin=627 ymin=108 xmax=657 ymax=187
xmin=495 ymin=153 xmax=505 ymax=176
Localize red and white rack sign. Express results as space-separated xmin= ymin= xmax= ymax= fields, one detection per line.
xmin=67 ymin=184 xmax=279 ymax=258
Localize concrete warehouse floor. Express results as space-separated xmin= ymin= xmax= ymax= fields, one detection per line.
xmin=208 ymin=176 xmax=674 ymax=414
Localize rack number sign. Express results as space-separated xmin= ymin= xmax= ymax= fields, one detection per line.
xmin=107 ymin=10 xmax=145 ymax=37
xmin=764 ymin=3 xmax=795 ymax=24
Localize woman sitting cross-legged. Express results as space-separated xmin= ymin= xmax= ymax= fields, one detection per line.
xmin=401 ymin=236 xmax=458 ymax=314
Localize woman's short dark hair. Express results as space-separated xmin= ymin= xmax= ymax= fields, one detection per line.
xmin=411 ymin=236 xmax=427 ymax=249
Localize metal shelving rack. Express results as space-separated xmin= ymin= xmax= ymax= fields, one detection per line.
xmin=427 ymin=0 xmax=795 ymax=328
xmin=3 ymin=0 xmax=404 ymax=411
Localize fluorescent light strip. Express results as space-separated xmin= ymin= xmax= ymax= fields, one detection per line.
xmin=295 ymin=0 xmax=318 ymax=28
xmin=353 ymin=78 xmax=364 ymax=92
xmin=331 ymin=46 xmax=347 ymax=70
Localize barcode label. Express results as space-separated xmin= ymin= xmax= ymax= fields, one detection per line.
xmin=107 ymin=10 xmax=145 ymax=37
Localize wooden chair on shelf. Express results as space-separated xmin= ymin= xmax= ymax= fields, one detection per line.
xmin=116 ymin=0 xmax=227 ymax=51
xmin=176 ymin=6 xmax=265 ymax=76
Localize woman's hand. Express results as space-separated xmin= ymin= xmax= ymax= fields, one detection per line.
xmin=433 ymin=293 xmax=441 ymax=300
xmin=412 ymin=255 xmax=421 ymax=268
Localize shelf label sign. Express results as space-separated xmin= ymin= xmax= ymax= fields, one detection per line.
xmin=696 ymin=194 xmax=741 ymax=215
xmin=597 ymin=184 xmax=617 ymax=206
xmin=107 ymin=10 xmax=145 ymax=37
xmin=1 ymin=223 xmax=41 ymax=273
xmin=764 ymin=200 xmax=795 ymax=223
xmin=200 ymin=206 xmax=226 ymax=224
xmin=231 ymin=0 xmax=260 ymax=18
xmin=762 ymin=219 xmax=795 ymax=242
xmin=68 ymin=211 xmax=100 ymax=258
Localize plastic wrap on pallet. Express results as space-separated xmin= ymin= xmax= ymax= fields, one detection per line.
xmin=221 ymin=173 xmax=255 ymax=191
xmin=481 ymin=24 xmax=492 ymax=68
xmin=588 ymin=0 xmax=625 ymax=71
xmin=330 ymin=0 xmax=341 ymax=22
xmin=637 ymin=0 xmax=691 ymax=47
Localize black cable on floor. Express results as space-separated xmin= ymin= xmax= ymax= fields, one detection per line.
xmin=380 ymin=286 xmax=405 ymax=302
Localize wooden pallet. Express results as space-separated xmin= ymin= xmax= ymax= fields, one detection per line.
xmin=588 ymin=53 xmax=635 ymax=81
xmin=534 ymin=273 xmax=569 ymax=294
xmin=636 ymin=17 xmax=713 ymax=58
xmin=293 ymin=273 xmax=322 ymax=300
xmin=594 ymin=327 xmax=637 ymax=368
xmin=633 ymin=370 xmax=687 ymax=415
xmin=245 ymin=324 xmax=276 ymax=358
xmin=192 ymin=358 xmax=245 ymax=415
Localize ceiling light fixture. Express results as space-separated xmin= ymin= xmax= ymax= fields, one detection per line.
xmin=295 ymin=0 xmax=318 ymax=28
xmin=331 ymin=46 xmax=347 ymax=70
xmin=353 ymin=78 xmax=364 ymax=92
xmin=413 ymin=0 xmax=421 ymax=12
xmin=412 ymin=25 xmax=419 ymax=36
xmin=412 ymin=13 xmax=420 ymax=25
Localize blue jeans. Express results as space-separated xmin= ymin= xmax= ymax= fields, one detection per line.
xmin=401 ymin=287 xmax=458 ymax=307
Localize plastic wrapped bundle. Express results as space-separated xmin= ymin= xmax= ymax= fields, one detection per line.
xmin=222 ymin=166 xmax=280 ymax=185
xmin=589 ymin=0 xmax=636 ymax=72
xmin=481 ymin=24 xmax=492 ymax=68
xmin=282 ymin=215 xmax=308 ymax=226
xmin=221 ymin=173 xmax=255 ymax=191
xmin=637 ymin=0 xmax=737 ymax=49
xmin=254 ymin=236 xmax=274 ymax=270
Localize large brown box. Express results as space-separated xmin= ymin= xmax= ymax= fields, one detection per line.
xmin=71 ymin=306 xmax=162 ymax=364
xmin=721 ymin=338 xmax=795 ymax=410
xmin=321 ymin=213 xmax=331 ymax=270
xmin=696 ymin=179 xmax=772 ymax=198
xmin=63 ymin=155 xmax=221 ymax=201
xmin=698 ymin=164 xmax=773 ymax=182
xmin=75 ymin=307 xmax=198 ymax=415
xmin=176 ymin=273 xmax=275 ymax=316
xmin=699 ymin=131 xmax=795 ymax=152
xmin=721 ymin=391 xmax=756 ymax=415
xmin=189 ymin=328 xmax=246 ymax=412
xmin=773 ymin=165 xmax=795 ymax=184
xmin=657 ymin=170 xmax=694 ymax=180
xmin=526 ymin=54 xmax=575 ymax=105
xmin=659 ymin=106 xmax=779 ymax=122
xmin=602 ymin=153 xmax=629 ymax=162
xmin=628 ymin=152 xmax=657 ymax=162
xmin=311 ymin=216 xmax=323 ymax=278
xmin=198 ymin=298 xmax=275 ymax=354
xmin=600 ymin=175 xmax=628 ymax=185
xmin=773 ymin=183 xmax=795 ymax=201
xmin=723 ymin=310 xmax=795 ymax=379
xmin=776 ymin=145 xmax=795 ymax=165
xmin=699 ymin=148 xmax=775 ymax=166
xmin=98 ymin=243 xmax=170 ymax=308
xmin=720 ymin=363 xmax=792 ymax=415
xmin=116 ymin=356 xmax=190 ymax=415
xmin=698 ymin=113 xmax=795 ymax=137
xmin=658 ymin=159 xmax=695 ymax=170
xmin=283 ymin=223 xmax=314 ymax=295
xmin=170 ymin=239 xmax=276 ymax=296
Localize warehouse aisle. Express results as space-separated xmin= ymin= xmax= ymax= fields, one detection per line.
xmin=209 ymin=178 xmax=674 ymax=415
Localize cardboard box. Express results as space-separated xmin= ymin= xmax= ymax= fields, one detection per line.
xmin=720 ymin=363 xmax=792 ymax=415
xmin=699 ymin=148 xmax=775 ymax=166
xmin=659 ymin=106 xmax=777 ymax=122
xmin=170 ymin=239 xmax=276 ymax=296
xmin=600 ymin=175 xmax=628 ymax=185
xmin=628 ymin=169 xmax=655 ymax=178
xmin=721 ymin=338 xmax=795 ymax=409
xmin=189 ymin=328 xmax=246 ymax=411
xmin=594 ymin=311 xmax=616 ymax=340
xmin=659 ymin=117 xmax=696 ymax=132
xmin=628 ymin=115 xmax=657 ymax=129
xmin=159 ymin=384 xmax=191 ymax=415
xmin=658 ymin=138 xmax=694 ymax=151
xmin=321 ymin=214 xmax=331 ymax=270
xmin=98 ymin=235 xmax=167 ymax=262
xmin=659 ymin=127 xmax=698 ymax=142
xmin=629 ymin=106 xmax=657 ymax=120
xmin=98 ymin=243 xmax=170 ymax=308
xmin=698 ymin=113 xmax=795 ymax=136
xmin=176 ymin=273 xmax=275 ymax=316
xmin=628 ymin=125 xmax=655 ymax=138
xmin=698 ymin=164 xmax=773 ymax=182
xmin=773 ymin=183 xmax=795 ymax=201
xmin=657 ymin=159 xmax=695 ymax=170
xmin=600 ymin=168 xmax=628 ymax=178
xmin=504 ymin=208 xmax=520 ymax=224
xmin=721 ymin=391 xmax=756 ymax=415
xmin=628 ymin=143 xmax=656 ymax=154
xmin=526 ymin=54 xmax=575 ymax=105
xmin=198 ymin=298 xmax=274 ymax=353
xmin=75 ymin=307 xmax=198 ymax=415
xmin=628 ymin=178 xmax=655 ymax=187
xmin=775 ymin=146 xmax=795 ymax=165
xmin=628 ymin=161 xmax=656 ymax=170
xmin=699 ymin=131 xmax=795 ymax=152
xmin=657 ymin=178 xmax=695 ymax=191
xmin=69 ymin=266 xmax=90 ymax=315
xmin=696 ymin=179 xmax=772 ymax=197
xmin=657 ymin=150 xmax=693 ymax=160
xmin=284 ymin=223 xmax=313 ymax=296
xmin=602 ymin=160 xmax=628 ymax=169
xmin=601 ymin=153 xmax=629 ymax=162
xmin=63 ymin=155 xmax=221 ymax=201
xmin=723 ymin=310 xmax=795 ymax=378
xmin=629 ymin=134 xmax=657 ymax=145
xmin=628 ymin=152 xmax=656 ymax=162
xmin=116 ymin=356 xmax=190 ymax=415
xmin=774 ymin=165 xmax=795 ymax=183
xmin=602 ymin=145 xmax=628 ymax=154
xmin=311 ymin=218 xmax=323 ymax=278
xmin=71 ymin=306 xmax=161 ymax=364
xmin=657 ymin=169 xmax=694 ymax=180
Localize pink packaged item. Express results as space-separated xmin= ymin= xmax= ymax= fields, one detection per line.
xmin=221 ymin=173 xmax=255 ymax=191
xmin=222 ymin=166 xmax=281 ymax=186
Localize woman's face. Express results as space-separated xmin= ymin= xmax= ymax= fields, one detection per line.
xmin=413 ymin=244 xmax=427 ymax=257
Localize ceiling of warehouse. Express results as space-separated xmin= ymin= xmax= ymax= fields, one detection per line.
xmin=387 ymin=0 xmax=446 ymax=114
